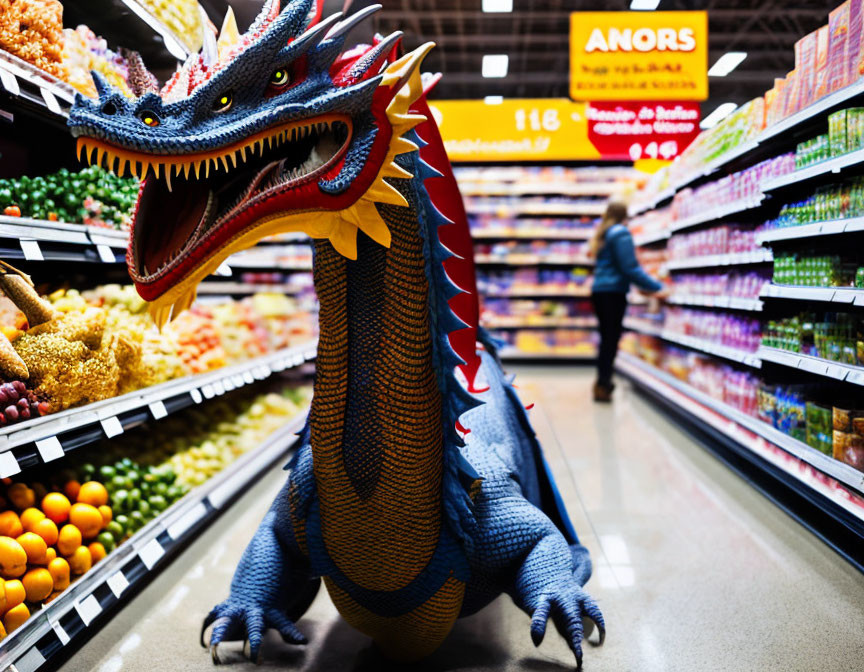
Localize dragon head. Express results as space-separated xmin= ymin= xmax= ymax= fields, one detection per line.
xmin=68 ymin=0 xmax=431 ymax=327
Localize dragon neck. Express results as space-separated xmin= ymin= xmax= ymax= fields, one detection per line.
xmin=308 ymin=171 xmax=447 ymax=591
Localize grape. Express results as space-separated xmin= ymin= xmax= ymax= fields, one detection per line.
xmin=5 ymin=387 xmax=18 ymax=403
xmin=11 ymin=381 xmax=25 ymax=395
xmin=5 ymin=406 xmax=18 ymax=421
xmin=18 ymin=407 xmax=29 ymax=420
xmin=16 ymin=398 xmax=28 ymax=411
xmin=0 ymin=390 xmax=9 ymax=406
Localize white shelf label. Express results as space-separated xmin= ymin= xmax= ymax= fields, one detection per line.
xmin=846 ymin=370 xmax=864 ymax=386
xmin=100 ymin=416 xmax=123 ymax=438
xmin=74 ymin=594 xmax=102 ymax=626
xmin=190 ymin=389 xmax=203 ymax=404
xmin=213 ymin=381 xmax=225 ymax=396
xmin=798 ymin=358 xmax=829 ymax=376
xmin=242 ymin=371 xmax=255 ymax=385
xmin=107 ymin=571 xmax=129 ymax=598
xmin=20 ymin=239 xmax=43 ymax=261
xmin=13 ymin=646 xmax=46 ymax=672
xmin=35 ymin=436 xmax=63 ymax=463
xmin=40 ymin=88 xmax=62 ymax=115
xmin=96 ymin=244 xmax=115 ymax=263
xmin=148 ymin=401 xmax=167 ymax=420
xmin=215 ymin=263 xmax=232 ymax=277
xmin=167 ymin=502 xmax=206 ymax=540
xmin=223 ymin=377 xmax=235 ymax=392
xmin=0 ymin=451 xmax=20 ymax=478
xmin=0 ymin=69 xmax=19 ymax=96
xmin=201 ymin=385 xmax=215 ymax=399
xmin=138 ymin=538 xmax=165 ymax=570
xmin=52 ymin=620 xmax=70 ymax=646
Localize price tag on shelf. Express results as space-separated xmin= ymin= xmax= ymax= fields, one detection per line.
xmin=846 ymin=370 xmax=864 ymax=386
xmin=223 ymin=377 xmax=235 ymax=392
xmin=20 ymin=239 xmax=43 ymax=261
xmin=0 ymin=68 xmax=19 ymax=96
xmin=797 ymin=358 xmax=829 ymax=376
xmin=137 ymin=538 xmax=165 ymax=570
xmin=35 ymin=436 xmax=63 ymax=463
xmin=242 ymin=371 xmax=255 ymax=385
xmin=821 ymin=220 xmax=846 ymax=234
xmin=824 ymin=364 xmax=849 ymax=381
xmin=40 ymin=88 xmax=63 ymax=116
xmin=107 ymin=571 xmax=129 ymax=598
xmin=213 ymin=381 xmax=225 ymax=396
xmin=832 ymin=289 xmax=857 ymax=304
xmin=167 ymin=502 xmax=206 ymax=540
xmin=215 ymin=263 xmax=232 ymax=277
xmin=190 ymin=389 xmax=203 ymax=404
xmin=13 ymin=646 xmax=46 ymax=672
xmin=52 ymin=620 xmax=71 ymax=646
xmin=201 ymin=385 xmax=215 ymax=399
xmin=148 ymin=401 xmax=167 ymax=420
xmin=0 ymin=451 xmax=20 ymax=478
xmin=100 ymin=416 xmax=123 ymax=439
xmin=96 ymin=244 xmax=116 ymax=263
xmin=74 ymin=594 xmax=102 ymax=626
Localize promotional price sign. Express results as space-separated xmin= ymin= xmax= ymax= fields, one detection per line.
xmin=428 ymin=98 xmax=700 ymax=163
xmin=570 ymin=11 xmax=708 ymax=101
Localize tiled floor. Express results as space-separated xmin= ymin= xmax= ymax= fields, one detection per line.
xmin=62 ymin=367 xmax=864 ymax=672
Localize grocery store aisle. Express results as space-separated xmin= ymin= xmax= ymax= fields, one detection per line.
xmin=62 ymin=368 xmax=864 ymax=672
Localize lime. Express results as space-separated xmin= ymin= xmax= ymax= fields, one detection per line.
xmin=137 ymin=500 xmax=151 ymax=517
xmin=114 ymin=514 xmax=129 ymax=533
xmin=99 ymin=465 xmax=116 ymax=480
xmin=148 ymin=495 xmax=167 ymax=512
xmin=97 ymin=531 xmax=115 ymax=552
xmin=106 ymin=521 xmax=124 ymax=541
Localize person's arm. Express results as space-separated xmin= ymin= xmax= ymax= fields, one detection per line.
xmin=608 ymin=229 xmax=664 ymax=293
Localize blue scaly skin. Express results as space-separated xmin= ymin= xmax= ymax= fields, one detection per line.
xmin=67 ymin=1 xmax=604 ymax=666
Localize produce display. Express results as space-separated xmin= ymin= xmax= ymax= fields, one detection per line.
xmin=0 ymin=384 xmax=310 ymax=637
xmin=62 ymin=25 xmax=132 ymax=98
xmin=0 ymin=0 xmax=64 ymax=78
xmin=135 ymin=0 xmax=203 ymax=53
xmin=0 ymin=166 xmax=137 ymax=229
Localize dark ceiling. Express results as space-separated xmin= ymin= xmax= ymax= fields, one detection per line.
xmin=219 ymin=0 xmax=839 ymax=117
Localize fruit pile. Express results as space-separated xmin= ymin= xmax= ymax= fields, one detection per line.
xmin=0 ymin=0 xmax=64 ymax=79
xmin=137 ymin=0 xmax=203 ymax=52
xmin=0 ymin=166 xmax=137 ymax=229
xmin=0 ymin=477 xmax=116 ymax=638
xmin=0 ymin=381 xmax=49 ymax=428
xmin=62 ymin=25 xmax=132 ymax=99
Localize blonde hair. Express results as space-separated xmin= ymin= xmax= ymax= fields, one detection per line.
xmin=589 ymin=200 xmax=628 ymax=257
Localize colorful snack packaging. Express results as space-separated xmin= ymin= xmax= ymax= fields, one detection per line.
xmin=828 ymin=1 xmax=851 ymax=93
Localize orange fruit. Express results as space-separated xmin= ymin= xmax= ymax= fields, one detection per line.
xmin=45 ymin=547 xmax=56 ymax=563
xmin=67 ymin=546 xmax=91 ymax=575
xmin=0 ymin=512 xmax=22 ymax=539
xmin=57 ymin=524 xmax=81 ymax=557
xmin=31 ymin=518 xmax=58 ymax=547
xmin=6 ymin=484 xmax=34 ymax=511
xmin=97 ymin=505 xmax=112 ymax=527
xmin=0 ymin=619 xmax=6 ymax=641
xmin=76 ymin=482 xmax=108 ymax=508
xmin=19 ymin=507 xmax=45 ymax=532
xmin=22 ymin=568 xmax=52 ymax=602
xmin=0 ymin=577 xmax=5 ymax=613
xmin=0 ymin=537 xmax=26 ymax=578
xmin=47 ymin=557 xmax=69 ymax=591
xmin=69 ymin=503 xmax=101 ymax=539
xmin=15 ymin=532 xmax=47 ymax=565
xmin=63 ymin=481 xmax=80 ymax=502
xmin=41 ymin=492 xmax=71 ymax=524
xmin=3 ymin=580 xmax=23 ymax=613
xmin=3 ymin=603 xmax=29 ymax=633
xmin=88 ymin=542 xmax=106 ymax=564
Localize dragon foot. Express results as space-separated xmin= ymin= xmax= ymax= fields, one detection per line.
xmin=202 ymin=600 xmax=307 ymax=663
xmin=529 ymin=586 xmax=605 ymax=670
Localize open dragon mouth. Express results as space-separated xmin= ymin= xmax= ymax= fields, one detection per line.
xmin=77 ymin=116 xmax=352 ymax=283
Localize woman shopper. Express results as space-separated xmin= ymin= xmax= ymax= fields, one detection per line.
xmin=589 ymin=200 xmax=667 ymax=402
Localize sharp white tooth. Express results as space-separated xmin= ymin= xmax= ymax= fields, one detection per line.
xmin=142 ymin=264 xmax=149 ymax=276
xmin=165 ymin=167 xmax=173 ymax=192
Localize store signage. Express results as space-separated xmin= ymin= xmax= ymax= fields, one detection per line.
xmin=570 ymin=12 xmax=708 ymax=101
xmin=428 ymin=98 xmax=699 ymax=162
xmin=586 ymin=101 xmax=700 ymax=161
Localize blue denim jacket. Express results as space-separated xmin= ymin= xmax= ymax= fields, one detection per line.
xmin=592 ymin=223 xmax=663 ymax=294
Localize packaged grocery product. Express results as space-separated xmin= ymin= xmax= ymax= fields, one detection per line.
xmin=829 ymin=109 xmax=848 ymax=156
xmin=828 ymin=1 xmax=851 ymax=93
xmin=848 ymin=0 xmax=864 ymax=85
xmin=814 ymin=25 xmax=831 ymax=101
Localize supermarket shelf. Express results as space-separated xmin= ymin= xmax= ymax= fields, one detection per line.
xmin=459 ymin=182 xmax=625 ymax=197
xmin=762 ymin=147 xmax=864 ymax=192
xmin=669 ymin=196 xmax=765 ymax=233
xmin=499 ymin=348 xmax=596 ymax=361
xmin=667 ymin=294 xmax=764 ymax=312
xmin=471 ymin=229 xmax=593 ymax=241
xmin=629 ymin=187 xmax=676 ymax=217
xmin=758 ymin=346 xmax=864 ymax=385
xmin=0 ymin=217 xmax=128 ymax=263
xmin=466 ymin=202 xmax=605 ymax=217
xmin=0 ymin=409 xmax=308 ymax=672
xmin=756 ymin=217 xmax=864 ymax=244
xmin=484 ymin=317 xmax=597 ymax=329
xmin=197 ymin=282 xmax=307 ymax=296
xmin=622 ymin=318 xmax=762 ymax=368
xmin=0 ymin=340 xmax=318 ymax=477
xmin=621 ymin=317 xmax=664 ymax=338
xmin=482 ymin=287 xmax=591 ymax=299
xmin=761 ymin=78 xmax=864 ymax=143
xmin=0 ymin=50 xmax=76 ymax=121
xmin=617 ymin=352 xmax=864 ymax=496
xmin=665 ymin=249 xmax=773 ymax=271
xmin=633 ymin=229 xmax=670 ymax=247
xmin=761 ymin=284 xmax=864 ymax=305
xmin=475 ymin=255 xmax=594 ymax=267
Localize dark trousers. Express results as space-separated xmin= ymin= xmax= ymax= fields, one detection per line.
xmin=591 ymin=292 xmax=628 ymax=387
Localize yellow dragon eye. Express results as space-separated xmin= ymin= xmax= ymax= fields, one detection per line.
xmin=213 ymin=92 xmax=233 ymax=113
xmin=139 ymin=112 xmax=160 ymax=127
xmin=271 ymin=69 xmax=290 ymax=87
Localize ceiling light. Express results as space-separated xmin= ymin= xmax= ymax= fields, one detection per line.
xmin=482 ymin=54 xmax=509 ymax=78
xmin=484 ymin=96 xmax=504 ymax=104
xmin=482 ymin=0 xmax=513 ymax=12
xmin=630 ymin=0 xmax=661 ymax=9
xmin=708 ymin=52 xmax=748 ymax=77
xmin=700 ymin=103 xmax=738 ymax=129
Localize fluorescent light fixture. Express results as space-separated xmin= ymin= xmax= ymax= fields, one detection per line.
xmin=484 ymin=95 xmax=504 ymax=105
xmin=482 ymin=0 xmax=513 ymax=12
xmin=482 ymin=54 xmax=509 ymax=78
xmin=700 ymin=102 xmax=738 ymax=129
xmin=630 ymin=0 xmax=661 ymax=9
xmin=708 ymin=52 xmax=748 ymax=77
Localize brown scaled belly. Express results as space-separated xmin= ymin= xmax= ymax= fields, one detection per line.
xmin=324 ymin=575 xmax=466 ymax=661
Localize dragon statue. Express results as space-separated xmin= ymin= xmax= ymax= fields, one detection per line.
xmin=67 ymin=0 xmax=604 ymax=666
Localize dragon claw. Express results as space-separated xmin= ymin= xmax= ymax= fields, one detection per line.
xmin=203 ymin=600 xmax=307 ymax=664
xmin=528 ymin=586 xmax=605 ymax=669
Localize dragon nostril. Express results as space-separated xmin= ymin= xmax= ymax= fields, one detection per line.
xmin=101 ymin=102 xmax=117 ymax=115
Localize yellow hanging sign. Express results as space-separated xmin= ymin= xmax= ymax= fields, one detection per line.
xmin=569 ymin=11 xmax=709 ymax=101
